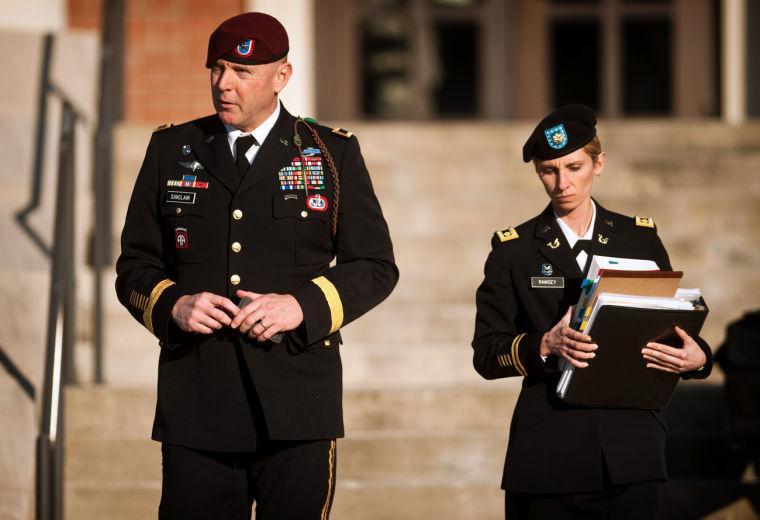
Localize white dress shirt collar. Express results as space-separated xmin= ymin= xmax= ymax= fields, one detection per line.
xmin=555 ymin=200 xmax=597 ymax=271
xmin=224 ymin=101 xmax=281 ymax=162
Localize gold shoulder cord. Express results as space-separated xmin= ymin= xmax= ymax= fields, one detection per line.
xmin=293 ymin=118 xmax=341 ymax=237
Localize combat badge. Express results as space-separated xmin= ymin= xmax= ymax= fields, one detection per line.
xmin=307 ymin=194 xmax=329 ymax=212
xmin=175 ymin=228 xmax=189 ymax=249
xmin=178 ymin=160 xmax=204 ymax=172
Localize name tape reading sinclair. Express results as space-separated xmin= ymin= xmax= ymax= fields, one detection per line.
xmin=165 ymin=191 xmax=196 ymax=204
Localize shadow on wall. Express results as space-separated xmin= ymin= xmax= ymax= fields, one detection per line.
xmin=660 ymin=310 xmax=760 ymax=518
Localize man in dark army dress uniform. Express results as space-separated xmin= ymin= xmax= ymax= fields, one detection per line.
xmin=116 ymin=12 xmax=398 ymax=519
xmin=471 ymin=105 xmax=713 ymax=519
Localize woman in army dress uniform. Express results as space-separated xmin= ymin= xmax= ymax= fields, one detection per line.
xmin=471 ymin=105 xmax=713 ymax=518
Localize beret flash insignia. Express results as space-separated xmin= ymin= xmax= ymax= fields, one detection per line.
xmin=544 ymin=124 xmax=568 ymax=150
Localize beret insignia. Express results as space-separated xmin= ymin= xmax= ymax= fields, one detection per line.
xmin=234 ymin=39 xmax=254 ymax=57
xmin=496 ymin=227 xmax=519 ymax=243
xmin=544 ymin=124 xmax=568 ymax=150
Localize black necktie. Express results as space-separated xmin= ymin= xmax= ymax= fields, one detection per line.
xmin=571 ymin=239 xmax=592 ymax=256
xmin=235 ymin=134 xmax=257 ymax=178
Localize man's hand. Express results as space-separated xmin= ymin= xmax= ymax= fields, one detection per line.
xmin=540 ymin=307 xmax=598 ymax=368
xmin=642 ymin=326 xmax=706 ymax=374
xmin=171 ymin=292 xmax=239 ymax=334
xmin=230 ymin=290 xmax=304 ymax=342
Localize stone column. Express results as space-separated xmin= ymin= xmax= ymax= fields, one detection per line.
xmin=722 ymin=0 xmax=746 ymax=125
xmin=246 ymin=0 xmax=316 ymax=118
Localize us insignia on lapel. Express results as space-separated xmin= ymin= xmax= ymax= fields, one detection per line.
xmin=278 ymin=154 xmax=325 ymax=191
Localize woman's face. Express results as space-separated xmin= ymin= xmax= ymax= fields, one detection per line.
xmin=534 ymin=148 xmax=605 ymax=215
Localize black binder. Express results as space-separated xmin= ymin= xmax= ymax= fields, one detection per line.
xmin=560 ymin=302 xmax=708 ymax=409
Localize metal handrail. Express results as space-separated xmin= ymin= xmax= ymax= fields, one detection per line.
xmin=36 ymin=100 xmax=77 ymax=520
xmin=15 ymin=33 xmax=54 ymax=258
xmin=33 ymin=2 xmax=124 ymax=517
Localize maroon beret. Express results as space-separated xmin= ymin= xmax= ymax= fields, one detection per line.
xmin=206 ymin=12 xmax=289 ymax=68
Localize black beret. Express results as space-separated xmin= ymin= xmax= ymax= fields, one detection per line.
xmin=206 ymin=12 xmax=289 ymax=68
xmin=522 ymin=104 xmax=597 ymax=162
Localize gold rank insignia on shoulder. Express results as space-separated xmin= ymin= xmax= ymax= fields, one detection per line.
xmin=496 ymin=227 xmax=519 ymax=243
xmin=154 ymin=122 xmax=174 ymax=132
xmin=635 ymin=216 xmax=656 ymax=228
xmin=332 ymin=127 xmax=353 ymax=139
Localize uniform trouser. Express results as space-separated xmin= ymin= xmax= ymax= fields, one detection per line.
xmin=158 ymin=439 xmax=337 ymax=520
xmin=505 ymin=461 xmax=662 ymax=520
xmin=505 ymin=480 xmax=660 ymax=520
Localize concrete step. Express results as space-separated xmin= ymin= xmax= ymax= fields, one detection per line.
xmin=341 ymin=340 xmax=491 ymax=389
xmin=65 ymin=479 xmax=506 ymax=520
xmin=65 ymin=432 xmax=507 ymax=486
xmin=65 ymin=385 xmax=516 ymax=519
xmin=66 ymin=385 xmax=520 ymax=439
xmin=95 ymin=312 xmax=486 ymax=388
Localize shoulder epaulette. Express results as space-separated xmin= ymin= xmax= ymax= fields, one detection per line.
xmin=153 ymin=123 xmax=174 ymax=132
xmin=635 ymin=216 xmax=656 ymax=228
xmin=332 ymin=127 xmax=353 ymax=139
xmin=495 ymin=227 xmax=519 ymax=243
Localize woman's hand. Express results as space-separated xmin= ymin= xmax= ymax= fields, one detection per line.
xmin=642 ymin=326 xmax=706 ymax=373
xmin=540 ymin=307 xmax=598 ymax=368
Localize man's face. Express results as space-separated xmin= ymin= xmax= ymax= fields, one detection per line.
xmin=210 ymin=59 xmax=290 ymax=131
xmin=534 ymin=147 xmax=605 ymax=215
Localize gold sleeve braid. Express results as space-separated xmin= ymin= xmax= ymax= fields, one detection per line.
xmin=311 ymin=276 xmax=344 ymax=334
xmin=511 ymin=333 xmax=528 ymax=376
xmin=143 ymin=279 xmax=176 ymax=335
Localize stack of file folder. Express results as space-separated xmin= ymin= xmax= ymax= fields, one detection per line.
xmin=556 ymin=256 xmax=708 ymax=409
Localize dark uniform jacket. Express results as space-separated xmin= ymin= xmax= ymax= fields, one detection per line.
xmin=116 ymin=104 xmax=398 ymax=451
xmin=472 ymin=201 xmax=713 ymax=494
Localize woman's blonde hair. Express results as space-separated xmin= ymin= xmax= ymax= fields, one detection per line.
xmin=583 ymin=135 xmax=602 ymax=163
